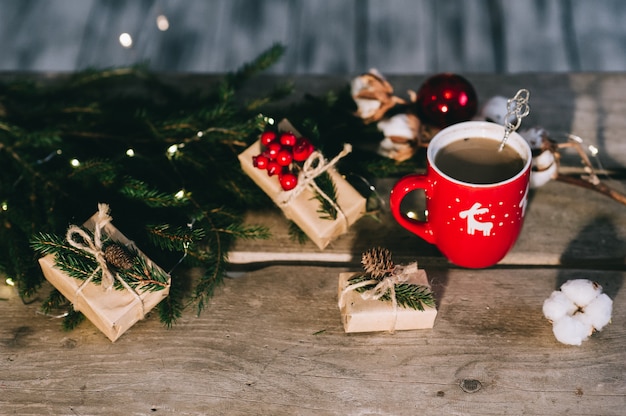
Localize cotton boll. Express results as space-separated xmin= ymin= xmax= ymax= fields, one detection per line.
xmin=560 ymin=279 xmax=602 ymax=307
xmin=377 ymin=113 xmax=417 ymax=139
xmin=533 ymin=149 xmax=556 ymax=171
xmin=543 ymin=290 xmax=577 ymax=322
xmin=552 ymin=315 xmax=593 ymax=346
xmin=376 ymin=113 xmax=420 ymax=161
xmin=530 ymin=163 xmax=558 ymax=188
xmin=353 ymin=98 xmax=381 ymax=120
xmin=478 ymin=96 xmax=516 ymax=125
xmin=351 ymin=70 xmax=399 ymax=123
xmin=520 ymin=127 xmax=548 ymax=150
xmin=579 ymin=293 xmax=613 ymax=331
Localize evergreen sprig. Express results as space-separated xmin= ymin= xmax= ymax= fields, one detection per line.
xmin=348 ymin=247 xmax=435 ymax=311
xmin=30 ymin=229 xmax=170 ymax=293
xmin=313 ymin=171 xmax=339 ymax=220
xmin=1 ymin=44 xmax=288 ymax=330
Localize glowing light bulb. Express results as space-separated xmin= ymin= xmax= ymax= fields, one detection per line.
xmin=126 ymin=148 xmax=135 ymax=157
xmin=174 ymin=190 xmax=185 ymax=199
xmin=1 ymin=201 xmax=7 ymax=211
xmin=119 ymin=33 xmax=133 ymax=48
xmin=156 ymin=15 xmax=169 ymax=31
xmin=167 ymin=144 xmax=179 ymax=156
xmin=196 ymin=131 xmax=204 ymax=137
xmin=406 ymin=211 xmax=417 ymax=219
xmin=5 ymin=277 xmax=15 ymax=286
xmin=70 ymin=158 xmax=81 ymax=167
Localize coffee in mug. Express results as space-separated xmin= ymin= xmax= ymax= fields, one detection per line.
xmin=435 ymin=137 xmax=525 ymax=184
xmin=389 ymin=121 xmax=532 ymax=268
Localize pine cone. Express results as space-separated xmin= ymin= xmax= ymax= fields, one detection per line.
xmin=361 ymin=247 xmax=394 ymax=279
xmin=103 ymin=243 xmax=135 ymax=270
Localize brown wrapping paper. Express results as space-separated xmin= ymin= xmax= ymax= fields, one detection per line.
xmin=338 ymin=265 xmax=437 ymax=333
xmin=238 ymin=121 xmax=366 ymax=250
xmin=38 ymin=213 xmax=170 ymax=342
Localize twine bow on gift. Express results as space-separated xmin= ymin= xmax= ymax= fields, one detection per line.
xmin=66 ymin=203 xmax=145 ymax=316
xmin=338 ymin=263 xmax=415 ymax=333
xmin=277 ymin=143 xmax=352 ymax=228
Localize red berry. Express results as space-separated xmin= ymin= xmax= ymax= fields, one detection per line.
xmin=276 ymin=149 xmax=293 ymax=166
xmin=266 ymin=141 xmax=282 ymax=159
xmin=252 ymin=154 xmax=269 ymax=170
xmin=293 ymin=138 xmax=314 ymax=162
xmin=266 ymin=161 xmax=281 ymax=176
xmin=279 ymin=172 xmax=298 ymax=191
xmin=279 ymin=132 xmax=297 ymax=146
xmin=260 ymin=130 xmax=277 ymax=146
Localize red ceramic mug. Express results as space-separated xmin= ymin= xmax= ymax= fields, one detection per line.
xmin=390 ymin=121 xmax=532 ymax=268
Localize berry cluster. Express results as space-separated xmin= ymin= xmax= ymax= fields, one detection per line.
xmin=252 ymin=129 xmax=315 ymax=191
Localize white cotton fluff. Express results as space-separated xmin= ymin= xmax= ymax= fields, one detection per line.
xmin=552 ymin=315 xmax=593 ymax=346
xmin=575 ymin=293 xmax=613 ymax=331
xmin=543 ymin=279 xmax=613 ymax=346
xmin=377 ymin=113 xmax=415 ymax=139
xmin=542 ymin=290 xmax=578 ymax=322
xmin=477 ymin=96 xmax=516 ymax=126
xmin=560 ymin=279 xmax=602 ymax=307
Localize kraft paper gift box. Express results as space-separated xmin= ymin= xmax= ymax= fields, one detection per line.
xmin=238 ymin=120 xmax=366 ymax=250
xmin=338 ymin=263 xmax=437 ymax=333
xmin=38 ymin=209 xmax=170 ymax=342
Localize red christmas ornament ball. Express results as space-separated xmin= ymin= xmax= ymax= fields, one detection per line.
xmin=414 ymin=73 xmax=478 ymax=128
xmin=279 ymin=172 xmax=298 ymax=191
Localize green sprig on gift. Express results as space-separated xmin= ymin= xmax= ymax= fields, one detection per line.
xmin=31 ymin=230 xmax=170 ymax=293
xmin=348 ymin=247 xmax=435 ymax=311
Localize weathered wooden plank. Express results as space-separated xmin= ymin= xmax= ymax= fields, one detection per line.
xmin=1 ymin=266 xmax=623 ymax=415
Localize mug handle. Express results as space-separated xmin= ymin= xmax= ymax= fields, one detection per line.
xmin=389 ymin=173 xmax=436 ymax=244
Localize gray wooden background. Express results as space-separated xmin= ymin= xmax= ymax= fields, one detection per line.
xmin=1 ymin=0 xmax=625 ymax=74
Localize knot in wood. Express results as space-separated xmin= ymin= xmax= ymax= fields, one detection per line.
xmin=459 ymin=378 xmax=482 ymax=393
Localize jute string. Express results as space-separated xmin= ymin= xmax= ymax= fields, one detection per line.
xmin=338 ymin=263 xmax=415 ymax=333
xmin=277 ymin=143 xmax=352 ymax=229
xmin=66 ymin=203 xmax=145 ymax=317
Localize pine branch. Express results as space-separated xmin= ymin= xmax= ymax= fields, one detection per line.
xmin=62 ymin=308 xmax=86 ymax=331
xmin=288 ymin=221 xmax=309 ymax=244
xmin=313 ymin=171 xmax=339 ymax=220
xmin=1 ymin=44 xmax=290 ymax=330
xmin=225 ymin=43 xmax=286 ymax=90
xmin=393 ymin=283 xmax=435 ymax=311
xmin=119 ymin=177 xmax=190 ymax=208
xmin=146 ymin=224 xmax=205 ymax=252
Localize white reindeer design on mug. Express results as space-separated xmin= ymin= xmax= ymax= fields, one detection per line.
xmin=459 ymin=202 xmax=493 ymax=236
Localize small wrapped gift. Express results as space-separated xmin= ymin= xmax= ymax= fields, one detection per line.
xmin=238 ymin=119 xmax=366 ymax=250
xmin=36 ymin=204 xmax=170 ymax=342
xmin=338 ymin=248 xmax=437 ymax=333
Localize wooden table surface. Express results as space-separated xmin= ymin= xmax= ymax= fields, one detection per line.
xmin=1 ymin=73 xmax=625 ymax=415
